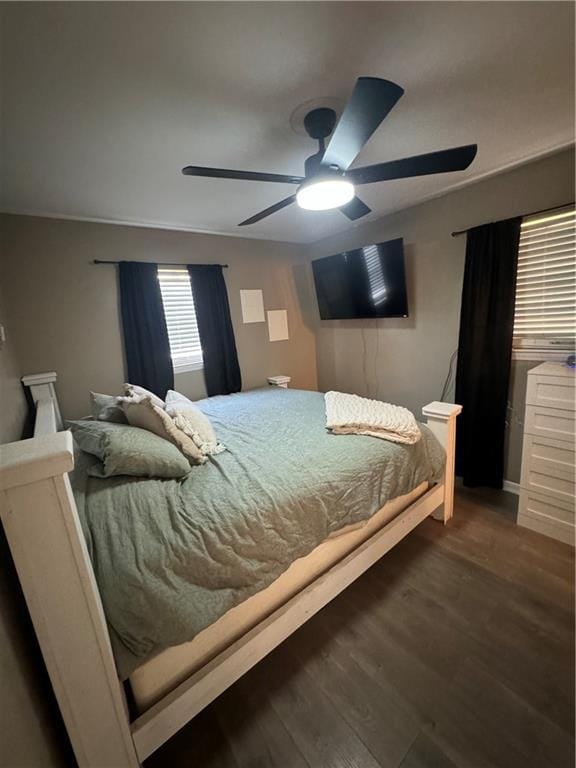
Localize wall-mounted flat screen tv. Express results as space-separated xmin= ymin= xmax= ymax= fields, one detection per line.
xmin=312 ymin=238 xmax=408 ymax=320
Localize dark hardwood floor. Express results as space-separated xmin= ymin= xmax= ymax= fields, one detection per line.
xmin=145 ymin=490 xmax=575 ymax=768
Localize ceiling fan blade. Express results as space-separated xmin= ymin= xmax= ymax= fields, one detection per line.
xmin=182 ymin=165 xmax=304 ymax=185
xmin=340 ymin=196 xmax=371 ymax=221
xmin=321 ymin=78 xmax=404 ymax=172
xmin=238 ymin=195 xmax=296 ymax=226
xmin=347 ymin=144 xmax=478 ymax=185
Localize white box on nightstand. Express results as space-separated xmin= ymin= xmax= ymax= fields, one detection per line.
xmin=268 ymin=376 xmax=291 ymax=388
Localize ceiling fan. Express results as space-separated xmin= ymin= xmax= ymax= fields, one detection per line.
xmin=182 ymin=77 xmax=478 ymax=227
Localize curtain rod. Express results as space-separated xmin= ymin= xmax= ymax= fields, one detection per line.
xmin=93 ymin=259 xmax=228 ymax=268
xmin=450 ymin=201 xmax=575 ymax=237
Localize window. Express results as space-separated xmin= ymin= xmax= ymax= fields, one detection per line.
xmin=158 ymin=266 xmax=203 ymax=372
xmin=513 ymin=205 xmax=575 ymax=360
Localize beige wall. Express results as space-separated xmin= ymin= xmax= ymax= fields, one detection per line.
xmin=2 ymin=150 xmax=574 ymax=477
xmin=1 ymin=215 xmax=318 ymax=419
xmin=0 ymin=285 xmax=27 ymax=444
xmin=0 ymin=271 xmax=68 ymax=765
xmin=307 ymin=148 xmax=575 ymax=483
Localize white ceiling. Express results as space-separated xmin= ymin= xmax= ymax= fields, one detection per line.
xmin=1 ymin=2 xmax=574 ymax=244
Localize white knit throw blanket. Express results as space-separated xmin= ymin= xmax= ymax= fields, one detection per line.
xmin=325 ymin=391 xmax=421 ymax=445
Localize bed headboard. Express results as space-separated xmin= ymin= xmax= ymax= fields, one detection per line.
xmin=22 ymin=371 xmax=63 ymax=434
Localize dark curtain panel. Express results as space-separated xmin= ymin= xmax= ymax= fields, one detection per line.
xmin=118 ymin=261 xmax=174 ymax=398
xmin=188 ymin=264 xmax=242 ymax=396
xmin=455 ymin=217 xmax=522 ymax=488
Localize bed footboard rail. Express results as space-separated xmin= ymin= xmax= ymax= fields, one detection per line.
xmin=0 ymin=431 xmax=139 ymax=767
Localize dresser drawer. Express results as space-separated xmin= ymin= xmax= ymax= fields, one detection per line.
xmin=524 ymin=404 xmax=575 ymax=443
xmin=518 ymin=490 xmax=575 ymax=546
xmin=520 ymin=432 xmax=575 ymax=500
xmin=521 ymin=469 xmax=575 ymax=503
xmin=521 ymin=434 xmax=576 ymax=484
xmin=526 ymin=373 xmax=576 ymax=412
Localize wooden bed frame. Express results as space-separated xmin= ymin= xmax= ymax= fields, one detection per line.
xmin=0 ymin=372 xmax=461 ymax=767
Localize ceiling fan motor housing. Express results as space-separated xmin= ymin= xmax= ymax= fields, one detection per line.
xmin=303 ymin=107 xmax=337 ymax=141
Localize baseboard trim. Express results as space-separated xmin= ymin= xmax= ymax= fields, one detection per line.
xmin=455 ymin=476 xmax=521 ymax=495
xmin=503 ymin=480 xmax=520 ymax=495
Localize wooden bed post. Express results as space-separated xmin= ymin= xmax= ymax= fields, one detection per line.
xmin=21 ymin=372 xmax=63 ymax=430
xmin=0 ymin=430 xmax=140 ymax=768
xmin=422 ymin=401 xmax=462 ymax=523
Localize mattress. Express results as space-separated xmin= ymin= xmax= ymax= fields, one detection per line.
xmin=129 ymin=481 xmax=428 ymax=711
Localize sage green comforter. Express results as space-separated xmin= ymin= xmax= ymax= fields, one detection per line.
xmin=71 ymin=388 xmax=445 ymax=678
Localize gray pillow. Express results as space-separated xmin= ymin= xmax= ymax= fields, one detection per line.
xmin=68 ymin=420 xmax=191 ymax=479
xmin=90 ymin=391 xmax=127 ymax=424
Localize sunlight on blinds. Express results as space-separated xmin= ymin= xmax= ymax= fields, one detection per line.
xmin=362 ymin=244 xmax=388 ymax=306
xmin=513 ymin=206 xmax=575 ymax=342
xmin=158 ymin=267 xmax=203 ymax=371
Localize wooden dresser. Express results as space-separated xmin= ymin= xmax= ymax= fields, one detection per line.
xmin=518 ymin=362 xmax=575 ymax=545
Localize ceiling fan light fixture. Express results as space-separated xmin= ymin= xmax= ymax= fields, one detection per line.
xmin=296 ymin=178 xmax=355 ymax=211
xmin=182 ymin=78 xmax=478 ymax=226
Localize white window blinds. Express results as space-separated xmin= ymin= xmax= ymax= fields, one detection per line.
xmin=513 ymin=206 xmax=575 ymax=348
xmin=157 ymin=266 xmax=203 ymax=372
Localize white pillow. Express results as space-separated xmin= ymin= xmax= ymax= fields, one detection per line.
xmin=120 ymin=395 xmax=206 ymax=465
xmin=123 ymin=383 xmax=165 ymax=409
xmin=165 ymin=390 xmax=225 ymax=456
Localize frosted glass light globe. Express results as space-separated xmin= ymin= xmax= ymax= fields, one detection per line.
xmin=296 ymin=178 xmax=355 ymax=211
